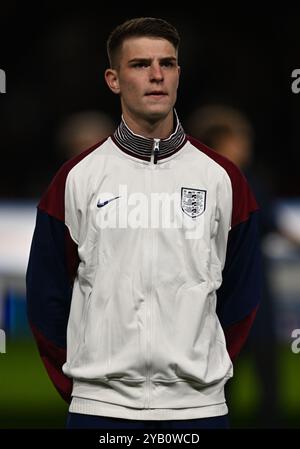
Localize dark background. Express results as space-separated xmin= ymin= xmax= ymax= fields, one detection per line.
xmin=0 ymin=4 xmax=299 ymax=199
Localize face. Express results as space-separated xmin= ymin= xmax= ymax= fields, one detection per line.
xmin=105 ymin=37 xmax=180 ymax=125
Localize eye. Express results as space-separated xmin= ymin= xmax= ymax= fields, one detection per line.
xmin=132 ymin=62 xmax=148 ymax=68
xmin=161 ymin=61 xmax=175 ymax=67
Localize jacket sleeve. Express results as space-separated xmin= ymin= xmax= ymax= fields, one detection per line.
xmin=216 ymin=171 xmax=262 ymax=361
xmin=26 ymin=166 xmax=80 ymax=403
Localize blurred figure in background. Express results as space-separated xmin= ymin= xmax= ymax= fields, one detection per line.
xmin=185 ymin=104 xmax=279 ymax=427
xmin=56 ymin=110 xmax=116 ymax=161
xmin=27 ymin=110 xmax=116 ymax=198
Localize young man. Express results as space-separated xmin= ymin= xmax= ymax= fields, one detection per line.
xmin=26 ymin=17 xmax=261 ymax=429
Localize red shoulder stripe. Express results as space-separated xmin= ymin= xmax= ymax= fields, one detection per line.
xmin=39 ymin=138 xmax=108 ymax=222
xmin=188 ymin=136 xmax=258 ymax=227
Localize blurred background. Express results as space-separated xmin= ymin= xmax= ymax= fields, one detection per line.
xmin=0 ymin=4 xmax=300 ymax=428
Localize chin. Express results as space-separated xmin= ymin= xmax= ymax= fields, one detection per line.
xmin=144 ymin=106 xmax=171 ymax=121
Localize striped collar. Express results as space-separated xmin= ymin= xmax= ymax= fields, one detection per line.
xmin=111 ymin=110 xmax=187 ymax=164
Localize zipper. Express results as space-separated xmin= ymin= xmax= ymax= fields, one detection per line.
xmin=147 ymin=209 xmax=158 ymax=408
xmin=144 ymin=148 xmax=159 ymax=408
xmin=145 ymin=168 xmax=152 ymax=408
xmin=151 ymin=138 xmax=160 ymax=164
xmin=146 ymin=267 xmax=152 ymax=408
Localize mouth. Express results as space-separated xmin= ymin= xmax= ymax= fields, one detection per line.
xmin=145 ymin=91 xmax=167 ymax=97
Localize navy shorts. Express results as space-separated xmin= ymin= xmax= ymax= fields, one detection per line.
xmin=66 ymin=411 xmax=230 ymax=429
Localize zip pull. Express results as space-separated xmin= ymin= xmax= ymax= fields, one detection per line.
xmin=152 ymin=138 xmax=160 ymax=164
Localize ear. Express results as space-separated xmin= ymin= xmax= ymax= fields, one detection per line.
xmin=177 ymin=65 xmax=181 ymax=77
xmin=105 ymin=68 xmax=120 ymax=94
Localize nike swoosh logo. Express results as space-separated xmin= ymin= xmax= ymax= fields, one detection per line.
xmin=97 ymin=196 xmax=120 ymax=208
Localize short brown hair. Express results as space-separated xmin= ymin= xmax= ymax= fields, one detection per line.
xmin=106 ymin=17 xmax=180 ymax=68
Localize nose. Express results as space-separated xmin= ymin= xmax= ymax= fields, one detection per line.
xmin=149 ymin=62 xmax=163 ymax=82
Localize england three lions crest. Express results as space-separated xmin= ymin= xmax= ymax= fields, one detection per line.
xmin=181 ymin=188 xmax=207 ymax=218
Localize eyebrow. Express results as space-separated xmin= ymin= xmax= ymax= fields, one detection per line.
xmin=128 ymin=57 xmax=177 ymax=64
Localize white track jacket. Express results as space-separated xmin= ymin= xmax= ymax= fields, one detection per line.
xmin=26 ymin=112 xmax=261 ymax=420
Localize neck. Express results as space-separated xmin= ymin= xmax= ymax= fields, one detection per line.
xmin=121 ymin=110 xmax=174 ymax=139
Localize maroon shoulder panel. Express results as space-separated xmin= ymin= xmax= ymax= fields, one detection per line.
xmin=187 ymin=136 xmax=258 ymax=227
xmin=39 ymin=138 xmax=108 ymax=222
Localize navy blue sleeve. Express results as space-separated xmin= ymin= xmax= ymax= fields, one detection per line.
xmin=216 ymin=210 xmax=262 ymax=359
xmin=26 ymin=207 xmax=79 ymax=401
